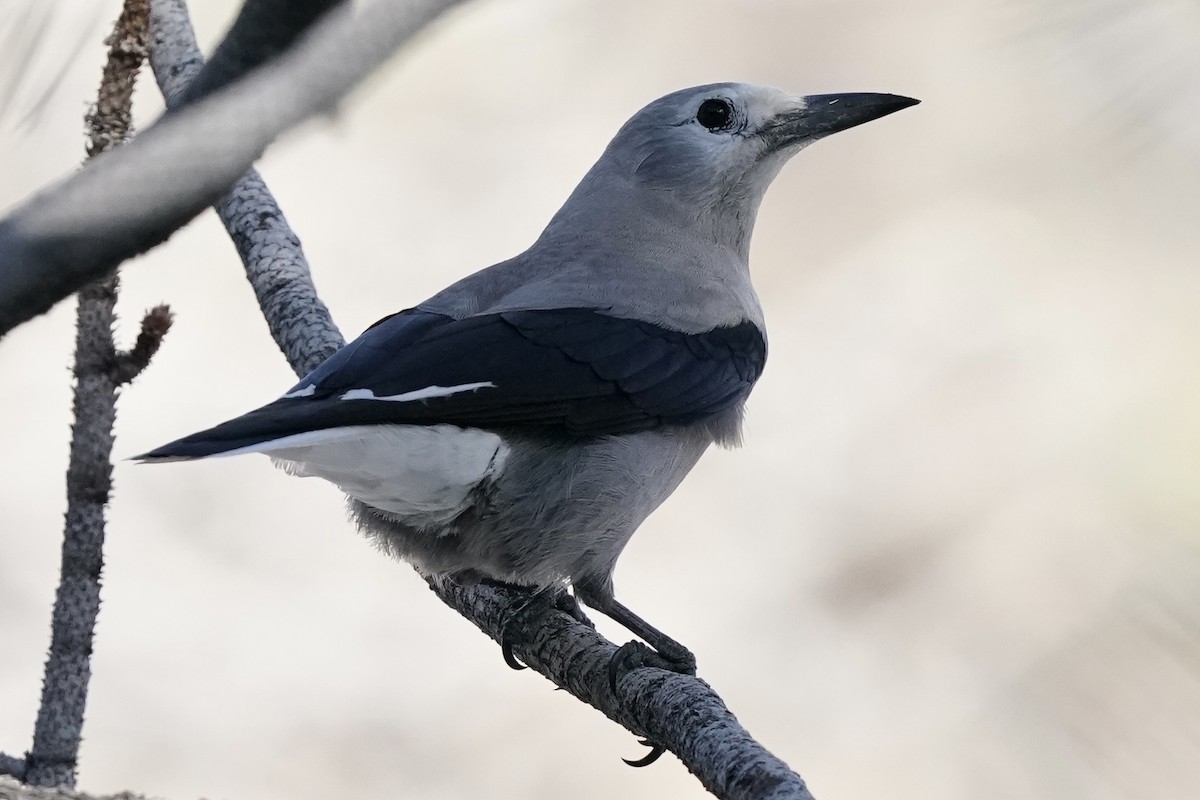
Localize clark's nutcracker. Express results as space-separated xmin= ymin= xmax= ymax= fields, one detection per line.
xmin=138 ymin=83 xmax=917 ymax=678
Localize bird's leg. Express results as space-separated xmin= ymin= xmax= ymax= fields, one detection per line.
xmin=600 ymin=597 xmax=698 ymax=699
xmin=573 ymin=581 xmax=697 ymax=684
xmin=573 ymin=580 xmax=696 ymax=767
xmin=547 ymin=587 xmax=594 ymax=627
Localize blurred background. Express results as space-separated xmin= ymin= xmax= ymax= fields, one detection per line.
xmin=2 ymin=0 xmax=1199 ymax=798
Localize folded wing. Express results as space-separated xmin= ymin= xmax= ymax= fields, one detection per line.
xmin=136 ymin=307 xmax=767 ymax=460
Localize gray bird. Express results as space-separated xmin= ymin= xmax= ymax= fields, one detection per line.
xmin=138 ymin=83 xmax=917 ymax=682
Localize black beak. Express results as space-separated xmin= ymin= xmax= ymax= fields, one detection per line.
xmin=765 ymin=93 xmax=919 ymax=147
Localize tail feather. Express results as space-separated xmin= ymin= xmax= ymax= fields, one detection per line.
xmin=133 ymin=391 xmax=466 ymax=461
xmin=133 ymin=400 xmax=325 ymax=461
xmin=134 ymin=416 xmax=287 ymax=461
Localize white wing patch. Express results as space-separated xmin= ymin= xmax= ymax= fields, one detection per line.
xmin=338 ymin=381 xmax=495 ymax=403
xmin=251 ymin=424 xmax=509 ymax=529
xmin=282 ymin=384 xmax=316 ymax=398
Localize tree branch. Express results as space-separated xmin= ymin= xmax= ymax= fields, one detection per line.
xmin=174 ymin=0 xmax=345 ymax=106
xmin=437 ymin=582 xmax=815 ymax=799
xmin=148 ymin=0 xmax=344 ymax=373
xmin=143 ymin=2 xmax=815 ymax=797
xmin=112 ymin=305 xmax=174 ymax=385
xmin=0 ymin=754 xmax=26 ymax=782
xmin=21 ymin=1 xmax=167 ymax=788
xmin=0 ymin=0 xmax=469 ymax=340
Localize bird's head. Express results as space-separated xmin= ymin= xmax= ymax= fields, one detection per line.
xmin=549 ymin=83 xmax=918 ymax=258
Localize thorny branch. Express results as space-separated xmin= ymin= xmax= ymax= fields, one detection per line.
xmin=3 ymin=0 xmax=172 ymax=788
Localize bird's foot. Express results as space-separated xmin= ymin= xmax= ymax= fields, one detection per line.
xmin=606 ymin=641 xmax=695 ymax=768
xmin=606 ymin=640 xmax=697 ymax=694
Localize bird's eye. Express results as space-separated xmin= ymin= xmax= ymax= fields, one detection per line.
xmin=696 ymin=98 xmax=734 ymax=132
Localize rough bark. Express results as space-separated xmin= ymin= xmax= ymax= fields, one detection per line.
xmin=0 ymin=774 xmax=151 ymax=800
xmin=149 ymin=0 xmax=344 ymax=374
xmin=20 ymin=1 xmax=171 ymax=788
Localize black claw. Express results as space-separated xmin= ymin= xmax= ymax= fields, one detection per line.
xmin=623 ymin=739 xmax=666 ymax=767
xmin=607 ymin=644 xmax=629 ymax=694
xmin=494 ymin=585 xmax=597 ymax=672
xmin=493 ymin=583 xmax=542 ymax=671
xmin=501 ymin=639 xmax=527 ymax=671
xmin=497 ymin=586 xmax=584 ymax=671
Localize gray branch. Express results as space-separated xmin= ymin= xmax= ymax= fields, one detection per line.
xmin=173 ymin=0 xmax=345 ymax=106
xmin=0 ymin=0 xmax=469 ymax=340
xmin=437 ymin=582 xmax=815 ymax=799
xmin=152 ymin=1 xmax=343 ymax=372
xmin=23 ymin=0 xmax=166 ymax=788
xmin=142 ymin=2 xmax=814 ymax=797
xmin=27 ymin=273 xmax=122 ymax=789
xmin=0 ymin=754 xmax=26 ymax=782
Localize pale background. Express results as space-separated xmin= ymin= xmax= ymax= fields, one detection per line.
xmin=2 ymin=1 xmax=1199 ymax=798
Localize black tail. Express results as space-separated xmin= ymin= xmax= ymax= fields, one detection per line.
xmin=133 ymin=392 xmax=437 ymax=461
xmin=133 ymin=399 xmax=328 ymax=461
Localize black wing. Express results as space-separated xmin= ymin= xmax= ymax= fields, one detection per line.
xmin=138 ymin=308 xmax=766 ymax=459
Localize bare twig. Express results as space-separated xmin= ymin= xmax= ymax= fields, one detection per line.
xmin=112 ymin=305 xmax=174 ymax=385
xmin=21 ymin=1 xmax=162 ymax=788
xmin=142 ymin=3 xmax=815 ymax=798
xmin=149 ymin=0 xmax=343 ymax=372
xmin=26 ymin=274 xmax=121 ymax=788
xmin=0 ymin=0 xmax=470 ymax=340
xmin=213 ymin=174 xmax=344 ymax=372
